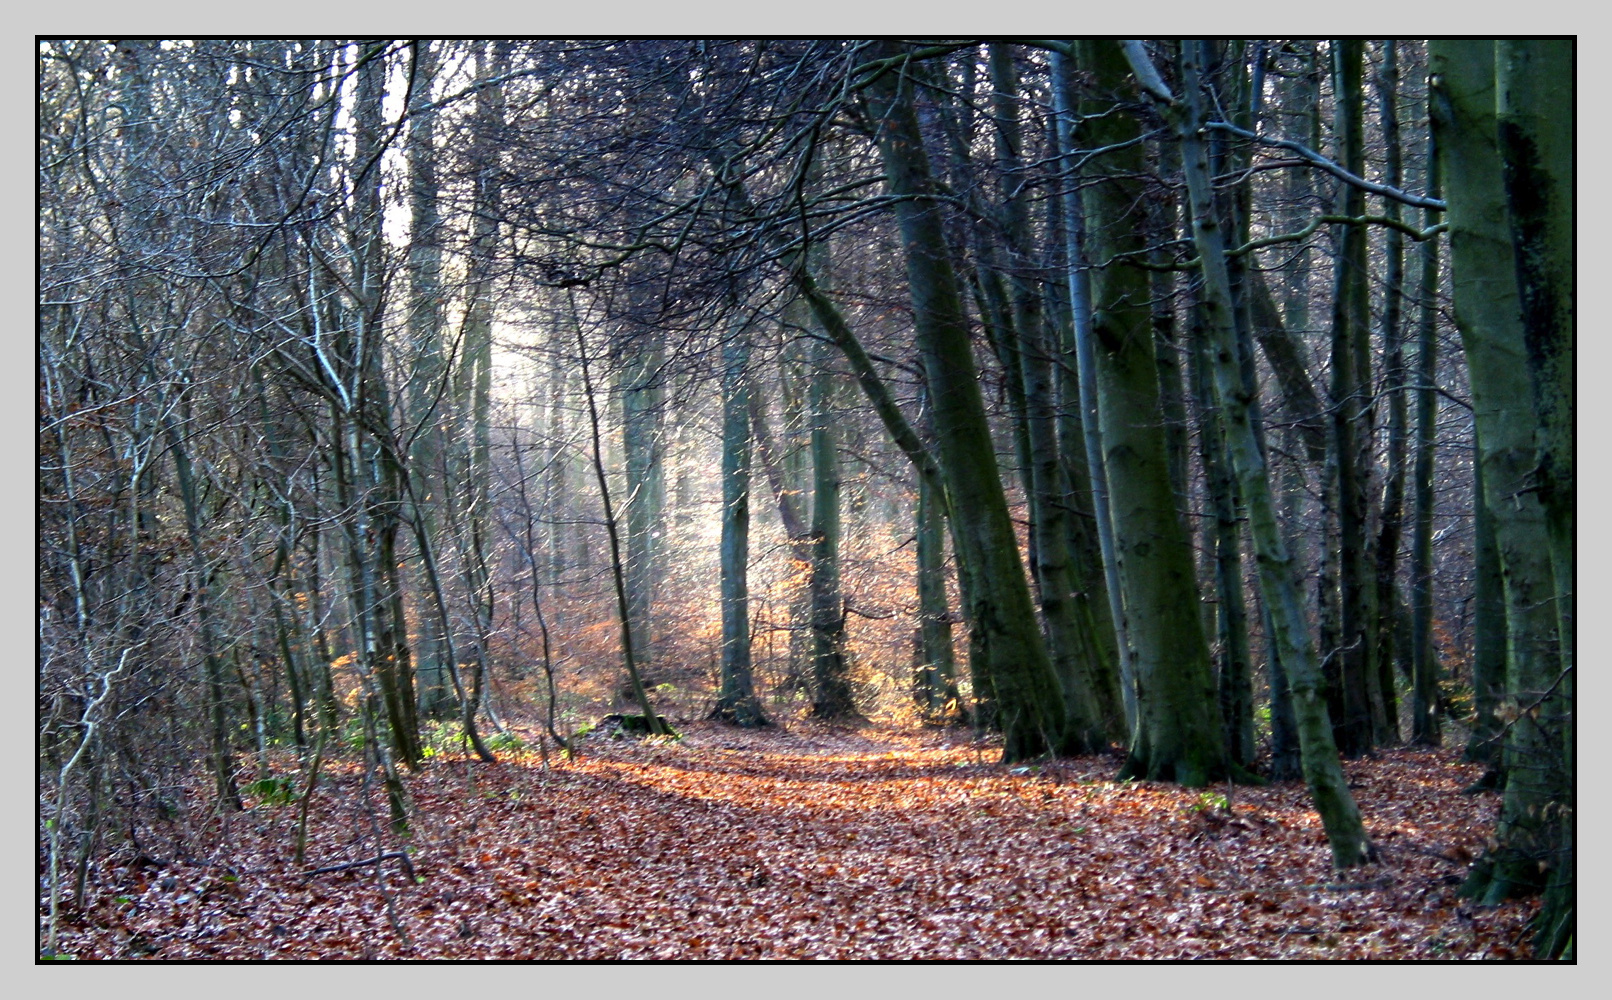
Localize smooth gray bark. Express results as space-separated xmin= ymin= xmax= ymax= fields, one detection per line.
xmin=1050 ymin=50 xmax=1137 ymax=736
xmin=620 ymin=331 xmax=666 ymax=679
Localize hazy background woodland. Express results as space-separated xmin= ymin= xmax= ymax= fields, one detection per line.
xmin=38 ymin=39 xmax=1572 ymax=958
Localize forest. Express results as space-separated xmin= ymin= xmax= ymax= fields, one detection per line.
xmin=37 ymin=39 xmax=1572 ymax=960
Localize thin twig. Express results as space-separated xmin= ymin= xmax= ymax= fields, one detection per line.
xmin=303 ymin=850 xmax=414 ymax=878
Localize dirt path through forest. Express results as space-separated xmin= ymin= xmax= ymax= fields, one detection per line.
xmin=50 ymin=722 xmax=1536 ymax=959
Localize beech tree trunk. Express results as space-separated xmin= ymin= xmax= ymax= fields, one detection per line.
xmin=912 ymin=403 xmax=960 ymax=719
xmin=989 ymin=44 xmax=1114 ymax=749
xmin=1077 ymin=39 xmax=1225 ymax=785
xmin=807 ymin=319 xmax=857 ymax=720
xmin=620 ymin=330 xmax=666 ymax=684
xmin=712 ymin=322 xmax=766 ymax=727
xmin=1431 ymin=42 xmax=1568 ymax=912
xmin=1410 ymin=100 xmax=1443 ymax=747
xmin=404 ymin=39 xmax=453 ymax=721
xmin=1325 ymin=39 xmax=1382 ymax=756
xmin=1370 ymin=40 xmax=1406 ymax=746
xmin=863 ymin=42 xmax=1066 ymax=762
xmin=1129 ymin=38 xmax=1374 ymax=864
xmin=1434 ymin=39 xmax=1573 ymax=958
xmin=1050 ymin=50 xmax=1137 ymax=735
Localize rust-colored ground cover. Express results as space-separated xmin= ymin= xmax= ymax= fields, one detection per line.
xmin=47 ymin=723 xmax=1536 ymax=959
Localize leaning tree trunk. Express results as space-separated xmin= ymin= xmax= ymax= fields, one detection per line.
xmin=863 ymin=42 xmax=1066 ymax=762
xmin=1128 ymin=38 xmax=1375 ymax=866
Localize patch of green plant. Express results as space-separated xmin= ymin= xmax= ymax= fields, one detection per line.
xmin=340 ymin=715 xmax=368 ymax=750
xmin=245 ymin=776 xmax=297 ymax=807
xmin=1440 ymin=678 xmax=1474 ymax=723
xmin=1191 ymin=791 xmax=1230 ymax=813
xmin=419 ymin=720 xmax=462 ymax=754
xmin=487 ymin=730 xmax=526 ymax=753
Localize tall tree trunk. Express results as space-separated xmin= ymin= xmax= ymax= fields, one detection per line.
xmin=913 ymin=397 xmax=960 ymax=719
xmin=1188 ymin=293 xmax=1256 ymax=770
xmin=405 ymin=39 xmax=453 ymax=721
xmin=1410 ymin=99 xmax=1443 ymax=748
xmin=451 ymin=41 xmax=506 ymax=749
xmin=1206 ymin=42 xmax=1260 ymax=768
xmin=1077 ymin=39 xmax=1225 ymax=784
xmin=620 ymin=329 xmax=665 ymax=683
xmin=1128 ymin=38 xmax=1375 ymax=865
xmin=1050 ymin=51 xmax=1137 ymax=735
xmin=1464 ymin=441 xmax=1505 ymax=783
xmin=1370 ymin=40 xmax=1407 ymax=746
xmin=1326 ymin=39 xmax=1381 ymax=756
xmin=989 ymin=44 xmax=1114 ymax=749
xmin=862 ymin=43 xmax=1065 ymax=762
xmin=711 ymin=320 xmax=766 ymax=726
xmin=1041 ymin=145 xmax=1125 ymax=731
xmin=779 ymin=320 xmax=813 ymax=692
xmin=544 ymin=348 xmax=571 ymax=623
xmin=349 ymin=43 xmax=418 ymax=815
xmin=572 ymin=294 xmax=667 ymax=735
xmin=165 ymin=408 xmax=241 ymax=810
xmin=807 ymin=325 xmax=857 ymax=720
xmin=1429 ymin=43 xmax=1569 ymax=920
xmin=1493 ymin=39 xmax=1573 ymax=958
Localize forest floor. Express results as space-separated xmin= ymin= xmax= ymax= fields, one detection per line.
xmin=45 ymin=721 xmax=1538 ymax=960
